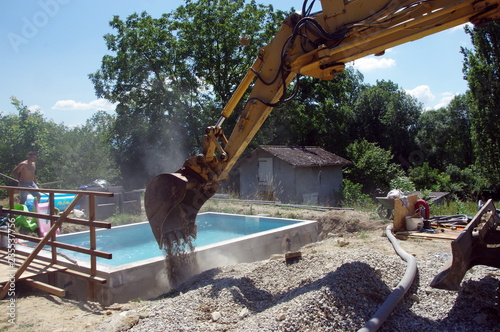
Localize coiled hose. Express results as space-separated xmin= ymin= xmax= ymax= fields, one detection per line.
xmin=358 ymin=224 xmax=417 ymax=332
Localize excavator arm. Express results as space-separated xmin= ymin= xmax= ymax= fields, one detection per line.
xmin=145 ymin=0 xmax=500 ymax=249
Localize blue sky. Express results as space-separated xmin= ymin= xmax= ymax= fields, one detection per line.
xmin=1 ymin=0 xmax=473 ymax=127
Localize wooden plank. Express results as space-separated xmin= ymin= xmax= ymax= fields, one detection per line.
xmin=0 ymin=185 xmax=114 ymax=197
xmin=396 ymin=229 xmax=463 ymax=240
xmin=49 ymin=192 xmax=57 ymax=264
xmin=63 ymin=269 xmax=107 ymax=284
xmin=0 ymin=209 xmax=111 ymax=229
xmin=1 ymin=263 xmax=65 ymax=284
xmin=22 ymin=278 xmax=66 ymax=297
xmin=1 ymin=259 xmax=105 ymax=287
xmin=393 ymin=194 xmax=419 ymax=231
xmin=0 ymin=250 xmax=67 ymax=284
xmin=13 ymin=234 xmax=112 ymax=259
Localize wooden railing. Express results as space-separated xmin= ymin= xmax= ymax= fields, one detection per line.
xmin=0 ymin=186 xmax=114 ymax=300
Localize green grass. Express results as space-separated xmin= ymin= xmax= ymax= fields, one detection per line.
xmin=105 ymin=212 xmax=144 ymax=226
xmin=358 ymin=231 xmax=369 ymax=239
xmin=345 ymin=197 xmax=486 ymax=219
xmin=430 ymin=200 xmax=481 ymax=217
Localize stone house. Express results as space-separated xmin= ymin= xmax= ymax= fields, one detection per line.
xmin=229 ymin=145 xmax=351 ymax=205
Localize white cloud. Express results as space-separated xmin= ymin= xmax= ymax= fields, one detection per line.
xmin=52 ymin=98 xmax=117 ymax=111
xmin=430 ymin=92 xmax=459 ymax=110
xmin=28 ymin=104 xmax=43 ymax=113
xmin=406 ymin=86 xmax=459 ymax=110
xmin=350 ymin=57 xmax=396 ymax=72
xmin=405 ymin=85 xmax=435 ymax=105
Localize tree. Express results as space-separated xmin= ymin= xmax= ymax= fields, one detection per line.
xmin=0 ymin=98 xmax=120 ymax=194
xmin=344 ymin=139 xmax=403 ymax=194
xmin=408 ymin=162 xmax=463 ymax=193
xmin=462 ymin=22 xmax=500 ymax=188
xmin=172 ymin=0 xmax=288 ymax=156
xmin=351 ymin=80 xmax=421 ymax=165
xmin=415 ymin=94 xmax=473 ymax=170
xmin=0 ymin=97 xmax=67 ymax=188
xmin=89 ymin=11 xmax=197 ymax=188
xmin=262 ymin=67 xmax=365 ymax=157
xmin=59 ymin=112 xmax=120 ymax=188
xmin=89 ymin=1 xmax=286 ymax=187
xmin=173 ymin=0 xmax=286 ymax=105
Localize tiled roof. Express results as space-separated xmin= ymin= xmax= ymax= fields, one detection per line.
xmin=259 ymin=146 xmax=352 ymax=167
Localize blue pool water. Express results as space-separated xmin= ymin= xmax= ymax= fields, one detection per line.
xmin=53 ymin=213 xmax=300 ymax=267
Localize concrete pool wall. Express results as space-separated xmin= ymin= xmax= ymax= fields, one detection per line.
xmin=23 ymin=215 xmax=318 ymax=305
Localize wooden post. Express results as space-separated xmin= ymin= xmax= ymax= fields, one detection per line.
xmin=8 ymin=190 xmax=14 ymax=216
xmin=49 ymin=193 xmax=56 ymax=263
xmin=88 ymin=194 xmax=97 ymax=301
xmin=49 ymin=192 xmax=57 ymax=286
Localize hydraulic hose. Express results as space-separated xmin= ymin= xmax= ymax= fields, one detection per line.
xmin=358 ymin=224 xmax=418 ymax=332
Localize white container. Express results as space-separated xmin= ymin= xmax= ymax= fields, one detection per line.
xmin=405 ymin=216 xmax=423 ymax=231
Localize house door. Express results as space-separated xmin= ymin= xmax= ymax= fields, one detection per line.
xmin=258 ymin=158 xmax=273 ymax=185
xmin=258 ymin=158 xmax=274 ymax=200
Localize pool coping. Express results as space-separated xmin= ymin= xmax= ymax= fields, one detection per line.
xmin=17 ymin=212 xmax=319 ymax=305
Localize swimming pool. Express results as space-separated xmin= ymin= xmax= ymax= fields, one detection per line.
xmin=21 ymin=212 xmax=318 ymax=305
xmin=54 ymin=212 xmax=307 ymax=267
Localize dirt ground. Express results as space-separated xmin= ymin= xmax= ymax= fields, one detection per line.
xmin=0 ymin=204 xmax=455 ymax=332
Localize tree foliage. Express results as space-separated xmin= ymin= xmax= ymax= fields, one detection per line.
xmin=88 ymin=0 xmax=286 ymax=188
xmin=173 ymin=0 xmax=286 ymax=105
xmin=0 ymin=98 xmax=67 ymax=187
xmin=263 ymin=67 xmax=364 ymax=156
xmin=415 ymin=94 xmax=473 ymax=170
xmin=59 ymin=112 xmax=120 ymax=188
xmin=0 ymin=99 xmax=118 ymax=197
xmin=351 ymin=80 xmax=421 ymax=163
xmin=462 ymin=22 xmax=500 ymax=188
xmin=345 ymin=139 xmax=403 ymax=193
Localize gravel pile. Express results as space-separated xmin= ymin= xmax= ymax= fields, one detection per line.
xmin=125 ymin=239 xmax=500 ymax=332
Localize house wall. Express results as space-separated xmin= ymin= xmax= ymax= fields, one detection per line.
xmin=238 ymin=150 xmax=344 ymax=205
xmin=238 ymin=151 xmax=271 ymax=200
xmin=295 ymin=166 xmax=343 ymax=205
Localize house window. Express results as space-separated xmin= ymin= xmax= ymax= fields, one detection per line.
xmin=258 ymin=158 xmax=273 ymax=185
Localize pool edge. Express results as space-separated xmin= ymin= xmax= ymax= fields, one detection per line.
xmin=19 ymin=214 xmax=319 ymax=306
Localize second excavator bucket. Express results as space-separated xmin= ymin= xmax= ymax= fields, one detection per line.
xmin=145 ymin=171 xmax=218 ymax=249
xmin=430 ymin=199 xmax=500 ymax=290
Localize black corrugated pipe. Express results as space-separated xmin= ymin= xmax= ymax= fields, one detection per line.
xmin=358 ymin=224 xmax=418 ymax=332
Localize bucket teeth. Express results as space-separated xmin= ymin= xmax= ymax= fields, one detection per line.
xmin=175 ymin=231 xmax=186 ymax=244
xmin=167 ymin=232 xmax=177 ymax=247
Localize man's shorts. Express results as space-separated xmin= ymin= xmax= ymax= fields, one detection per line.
xmin=18 ymin=181 xmax=41 ymax=204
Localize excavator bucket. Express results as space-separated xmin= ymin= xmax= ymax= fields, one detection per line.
xmin=144 ymin=171 xmax=218 ymax=249
xmin=430 ymin=199 xmax=500 ymax=290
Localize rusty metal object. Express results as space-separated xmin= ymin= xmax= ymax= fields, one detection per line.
xmin=285 ymin=251 xmax=302 ymax=264
xmin=144 ymin=169 xmax=218 ymax=249
xmin=431 ymin=199 xmax=500 ymax=290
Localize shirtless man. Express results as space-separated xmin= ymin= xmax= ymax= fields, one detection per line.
xmin=13 ymin=151 xmax=41 ymax=204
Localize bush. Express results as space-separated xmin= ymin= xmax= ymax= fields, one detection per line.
xmin=389 ymin=176 xmax=415 ymax=193
xmin=341 ymin=179 xmax=370 ymax=206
